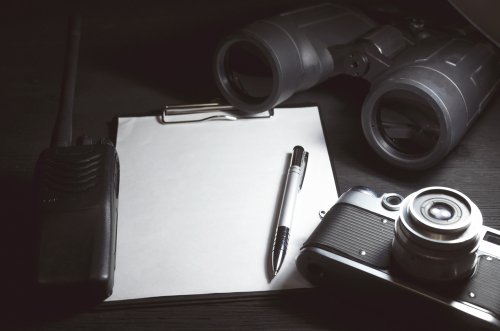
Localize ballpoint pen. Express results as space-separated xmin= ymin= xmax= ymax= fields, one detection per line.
xmin=271 ymin=145 xmax=309 ymax=278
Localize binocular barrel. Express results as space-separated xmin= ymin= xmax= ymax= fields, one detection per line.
xmin=214 ymin=4 xmax=376 ymax=113
xmin=362 ymin=38 xmax=500 ymax=169
xmin=214 ymin=4 xmax=500 ymax=170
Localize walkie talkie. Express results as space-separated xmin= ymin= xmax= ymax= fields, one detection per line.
xmin=33 ymin=15 xmax=119 ymax=304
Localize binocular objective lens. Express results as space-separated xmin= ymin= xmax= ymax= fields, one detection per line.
xmin=375 ymin=90 xmax=440 ymax=156
xmin=224 ymin=41 xmax=273 ymax=102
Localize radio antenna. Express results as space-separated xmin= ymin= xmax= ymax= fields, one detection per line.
xmin=51 ymin=14 xmax=81 ymax=147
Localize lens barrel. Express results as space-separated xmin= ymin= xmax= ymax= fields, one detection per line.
xmin=214 ymin=4 xmax=376 ymax=113
xmin=392 ymin=187 xmax=483 ymax=282
xmin=362 ymin=39 xmax=500 ymax=169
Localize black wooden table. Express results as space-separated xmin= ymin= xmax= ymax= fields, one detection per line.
xmin=1 ymin=1 xmax=498 ymax=330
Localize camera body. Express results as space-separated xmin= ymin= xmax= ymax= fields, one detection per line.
xmin=296 ymin=186 xmax=500 ymax=329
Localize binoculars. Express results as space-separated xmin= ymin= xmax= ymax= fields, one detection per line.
xmin=214 ymin=4 xmax=500 ymax=170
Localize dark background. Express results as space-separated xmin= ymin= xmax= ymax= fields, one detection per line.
xmin=0 ymin=0 xmax=499 ymax=330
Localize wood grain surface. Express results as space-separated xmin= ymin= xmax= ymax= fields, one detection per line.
xmin=0 ymin=1 xmax=498 ymax=330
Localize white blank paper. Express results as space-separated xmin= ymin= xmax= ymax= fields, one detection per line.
xmin=107 ymin=107 xmax=338 ymax=301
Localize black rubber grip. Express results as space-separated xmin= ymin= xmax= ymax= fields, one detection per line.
xmin=273 ymin=226 xmax=290 ymax=253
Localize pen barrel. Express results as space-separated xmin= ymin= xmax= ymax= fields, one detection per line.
xmin=277 ymin=165 xmax=302 ymax=228
xmin=272 ymin=148 xmax=307 ymax=276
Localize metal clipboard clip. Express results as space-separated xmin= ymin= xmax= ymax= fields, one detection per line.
xmin=160 ymin=102 xmax=274 ymax=124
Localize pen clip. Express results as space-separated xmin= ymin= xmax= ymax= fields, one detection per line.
xmin=299 ymin=151 xmax=309 ymax=190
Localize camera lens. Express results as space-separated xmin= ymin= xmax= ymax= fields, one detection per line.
xmin=223 ymin=41 xmax=273 ymax=102
xmin=375 ymin=90 xmax=440 ymax=156
xmin=427 ymin=202 xmax=454 ymax=221
xmin=409 ymin=191 xmax=470 ymax=233
xmin=392 ymin=187 xmax=483 ymax=281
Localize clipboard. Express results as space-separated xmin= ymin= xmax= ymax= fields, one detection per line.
xmin=160 ymin=102 xmax=274 ymax=124
xmin=107 ymin=106 xmax=338 ymax=302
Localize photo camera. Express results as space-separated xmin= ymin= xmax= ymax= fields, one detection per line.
xmin=296 ymin=186 xmax=500 ymax=329
xmin=214 ymin=4 xmax=500 ymax=169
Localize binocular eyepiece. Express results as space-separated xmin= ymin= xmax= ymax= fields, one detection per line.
xmin=214 ymin=4 xmax=500 ymax=170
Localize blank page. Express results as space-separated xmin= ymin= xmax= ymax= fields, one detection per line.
xmin=108 ymin=107 xmax=338 ymax=301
